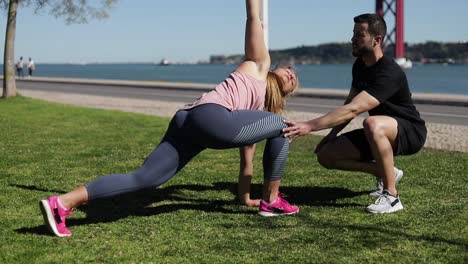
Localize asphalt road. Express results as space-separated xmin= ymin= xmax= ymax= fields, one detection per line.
xmin=17 ymin=80 xmax=468 ymax=126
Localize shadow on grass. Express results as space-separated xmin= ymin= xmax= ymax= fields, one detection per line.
xmin=13 ymin=182 xmax=468 ymax=248
xmin=229 ymin=182 xmax=368 ymax=207
xmin=10 ymin=184 xmax=66 ymax=194
xmin=14 ymin=182 xmax=366 ymax=236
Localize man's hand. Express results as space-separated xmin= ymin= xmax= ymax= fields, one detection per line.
xmin=283 ymin=120 xmax=313 ymax=143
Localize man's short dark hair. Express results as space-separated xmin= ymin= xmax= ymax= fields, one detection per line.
xmin=354 ymin=13 xmax=387 ymax=41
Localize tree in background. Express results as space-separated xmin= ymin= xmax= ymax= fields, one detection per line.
xmin=1 ymin=0 xmax=118 ymax=98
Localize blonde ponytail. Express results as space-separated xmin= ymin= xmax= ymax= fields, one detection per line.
xmin=265 ymin=72 xmax=285 ymax=114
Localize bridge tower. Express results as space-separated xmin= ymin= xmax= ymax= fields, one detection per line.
xmin=376 ymin=0 xmax=412 ymax=68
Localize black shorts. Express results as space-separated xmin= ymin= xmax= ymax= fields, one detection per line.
xmin=342 ymin=117 xmax=427 ymax=161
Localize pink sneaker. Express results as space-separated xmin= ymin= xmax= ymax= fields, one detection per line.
xmin=258 ymin=194 xmax=299 ymax=217
xmin=39 ymin=196 xmax=73 ymax=237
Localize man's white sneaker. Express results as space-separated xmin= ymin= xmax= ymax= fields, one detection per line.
xmin=369 ymin=167 xmax=404 ymax=197
xmin=366 ymin=190 xmax=404 ymax=214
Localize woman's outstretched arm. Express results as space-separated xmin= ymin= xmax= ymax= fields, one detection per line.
xmin=244 ymin=0 xmax=269 ymax=64
xmin=236 ymin=0 xmax=270 ymax=78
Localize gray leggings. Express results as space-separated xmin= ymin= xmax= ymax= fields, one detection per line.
xmin=86 ymin=103 xmax=289 ymax=200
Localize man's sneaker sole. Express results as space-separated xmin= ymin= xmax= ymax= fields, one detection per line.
xmin=366 ymin=202 xmax=404 ymax=214
xmin=258 ymin=210 xmax=299 ymax=217
xmin=39 ymin=200 xmax=71 ymax=237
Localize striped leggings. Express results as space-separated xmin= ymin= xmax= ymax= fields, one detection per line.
xmin=86 ymin=103 xmax=289 ymax=200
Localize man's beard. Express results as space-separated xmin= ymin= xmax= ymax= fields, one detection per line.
xmin=352 ymin=45 xmax=373 ymax=57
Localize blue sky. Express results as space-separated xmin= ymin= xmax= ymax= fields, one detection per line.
xmin=2 ymin=0 xmax=467 ymax=63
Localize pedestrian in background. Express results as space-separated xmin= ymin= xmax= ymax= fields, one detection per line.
xmin=27 ymin=57 xmax=35 ymax=78
xmin=16 ymin=56 xmax=24 ymax=78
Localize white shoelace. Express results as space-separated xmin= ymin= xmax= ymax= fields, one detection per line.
xmin=374 ymin=194 xmax=390 ymax=205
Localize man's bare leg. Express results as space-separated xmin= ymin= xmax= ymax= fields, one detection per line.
xmin=363 ymin=116 xmax=399 ymax=195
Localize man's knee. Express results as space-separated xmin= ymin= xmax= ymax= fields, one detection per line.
xmin=363 ymin=117 xmax=386 ymax=139
xmin=363 ymin=117 xmax=399 ymax=152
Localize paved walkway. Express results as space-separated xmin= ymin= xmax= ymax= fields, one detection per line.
xmin=19 ymin=88 xmax=468 ymax=153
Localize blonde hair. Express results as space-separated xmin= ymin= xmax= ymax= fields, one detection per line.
xmin=265 ymin=68 xmax=299 ymax=114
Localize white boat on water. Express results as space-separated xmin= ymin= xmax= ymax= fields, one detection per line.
xmin=395 ymin=57 xmax=412 ymax=69
xmin=159 ymin=59 xmax=170 ymax=66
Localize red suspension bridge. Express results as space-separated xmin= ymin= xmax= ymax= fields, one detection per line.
xmin=376 ymin=0 xmax=412 ymax=68
xmin=260 ymin=0 xmax=411 ymax=67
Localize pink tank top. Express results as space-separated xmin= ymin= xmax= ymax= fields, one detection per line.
xmin=182 ymin=71 xmax=266 ymax=111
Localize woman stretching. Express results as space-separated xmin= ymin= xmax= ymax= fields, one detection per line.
xmin=40 ymin=0 xmax=299 ymax=237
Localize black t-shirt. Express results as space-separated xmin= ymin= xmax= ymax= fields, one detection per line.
xmin=352 ymin=56 xmax=425 ymax=126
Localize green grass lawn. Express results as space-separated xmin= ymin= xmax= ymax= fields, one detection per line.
xmin=1 ymin=96 xmax=466 ymax=263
